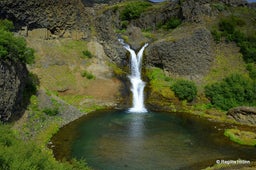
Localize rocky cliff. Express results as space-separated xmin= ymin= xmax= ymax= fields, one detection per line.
xmin=0 ymin=59 xmax=28 ymax=121
xmin=146 ymin=27 xmax=213 ymax=79
xmin=0 ymin=0 xmax=93 ymax=34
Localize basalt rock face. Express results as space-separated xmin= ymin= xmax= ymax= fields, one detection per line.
xmin=145 ymin=28 xmax=213 ymax=79
xmin=0 ymin=60 xmax=28 ymax=121
xmin=0 ymin=0 xmax=92 ymax=33
xmin=227 ymin=106 xmax=256 ymax=126
xmin=131 ymin=1 xmax=182 ymax=30
xmin=220 ymin=0 xmax=248 ymax=6
xmin=94 ymin=9 xmax=127 ymax=66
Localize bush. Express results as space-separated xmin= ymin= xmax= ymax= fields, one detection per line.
xmin=246 ymin=63 xmax=256 ymax=80
xmin=0 ymin=124 xmax=90 ymax=170
xmin=43 ymin=107 xmax=59 ymax=116
xmin=171 ymin=80 xmax=197 ymax=102
xmin=212 ymin=3 xmax=226 ymax=11
xmin=164 ymin=17 xmax=182 ymax=30
xmin=0 ymin=19 xmax=14 ymax=31
xmin=82 ymin=50 xmax=93 ymax=59
xmin=219 ymin=16 xmax=246 ymax=35
xmin=81 ymin=71 xmax=95 ymax=80
xmin=120 ymin=1 xmax=151 ymax=21
xmin=239 ymin=39 xmax=256 ymax=63
xmin=0 ymin=26 xmax=35 ymax=64
xmin=211 ymin=29 xmax=222 ymax=43
xmin=205 ymin=74 xmax=256 ymax=110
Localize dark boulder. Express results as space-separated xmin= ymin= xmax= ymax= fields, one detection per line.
xmin=0 ymin=60 xmax=29 ymax=121
xmin=227 ymin=106 xmax=256 ymax=126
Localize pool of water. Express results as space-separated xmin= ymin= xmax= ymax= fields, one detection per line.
xmin=51 ymin=110 xmax=256 ymax=170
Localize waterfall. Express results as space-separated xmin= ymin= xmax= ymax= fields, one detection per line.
xmin=119 ymin=39 xmax=148 ymax=113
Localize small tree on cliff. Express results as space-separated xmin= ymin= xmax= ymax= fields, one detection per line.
xmin=0 ymin=19 xmax=34 ymax=64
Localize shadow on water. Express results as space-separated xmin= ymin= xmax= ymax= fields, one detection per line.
xmin=51 ymin=110 xmax=256 ymax=170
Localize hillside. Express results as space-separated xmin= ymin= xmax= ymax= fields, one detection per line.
xmin=0 ymin=0 xmax=256 ymax=169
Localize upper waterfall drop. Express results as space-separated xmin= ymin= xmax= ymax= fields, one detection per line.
xmin=119 ymin=39 xmax=148 ymax=113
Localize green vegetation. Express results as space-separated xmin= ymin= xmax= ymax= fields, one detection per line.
xmin=161 ymin=17 xmax=182 ymax=30
xmin=171 ymin=80 xmax=197 ymax=102
xmin=120 ymin=1 xmax=151 ymax=21
xmin=211 ymin=15 xmax=256 ymax=63
xmin=81 ymin=71 xmax=95 ymax=80
xmin=43 ymin=107 xmax=59 ymax=116
xmin=0 ymin=20 xmax=35 ymax=64
xmin=0 ymin=124 xmax=90 ymax=170
xmin=205 ymin=74 xmax=256 ymax=110
xmin=59 ymin=94 xmax=104 ymax=113
xmin=211 ymin=3 xmax=227 ymax=11
xmin=0 ymin=19 xmax=14 ymax=31
xmin=82 ymin=50 xmax=93 ymax=59
xmin=146 ymin=67 xmax=175 ymax=99
xmin=108 ymin=62 xmax=127 ymax=77
xmin=224 ymin=129 xmax=256 ymax=146
xmin=246 ymin=63 xmax=256 ymax=80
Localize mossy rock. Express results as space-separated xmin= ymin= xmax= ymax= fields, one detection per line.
xmin=224 ymin=129 xmax=256 ymax=146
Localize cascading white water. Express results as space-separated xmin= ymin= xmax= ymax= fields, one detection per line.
xmin=119 ymin=39 xmax=148 ymax=113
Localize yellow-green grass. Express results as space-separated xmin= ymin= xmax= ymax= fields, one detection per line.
xmin=224 ymin=129 xmax=256 ymax=146
xmin=34 ymin=65 xmax=80 ymax=92
xmin=202 ymin=42 xmax=249 ymax=91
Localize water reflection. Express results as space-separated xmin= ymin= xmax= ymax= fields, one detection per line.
xmin=52 ymin=110 xmax=256 ymax=170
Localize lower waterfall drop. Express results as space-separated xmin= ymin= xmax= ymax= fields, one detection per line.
xmin=120 ymin=40 xmax=148 ymax=113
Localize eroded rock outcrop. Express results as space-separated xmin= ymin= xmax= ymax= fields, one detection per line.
xmin=227 ymin=106 xmax=256 ymax=126
xmin=0 ymin=0 xmax=92 ymax=34
xmin=145 ymin=27 xmax=213 ymax=79
xmin=0 ymin=60 xmax=28 ymax=121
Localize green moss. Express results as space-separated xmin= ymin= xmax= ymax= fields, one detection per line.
xmin=224 ymin=129 xmax=256 ymax=146
xmin=146 ymin=67 xmax=175 ymax=99
xmin=108 ymin=62 xmax=127 ymax=77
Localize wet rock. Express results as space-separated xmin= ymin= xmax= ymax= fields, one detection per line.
xmin=227 ymin=106 xmax=256 ymax=126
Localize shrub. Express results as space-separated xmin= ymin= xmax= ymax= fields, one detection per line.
xmin=43 ymin=107 xmax=59 ymax=116
xmin=246 ymin=63 xmax=256 ymax=80
xmin=0 ymin=124 xmax=90 ymax=170
xmin=81 ymin=71 xmax=95 ymax=80
xmin=212 ymin=3 xmax=226 ymax=11
xmin=82 ymin=50 xmax=93 ymax=59
xmin=171 ymin=80 xmax=197 ymax=102
xmin=205 ymin=74 xmax=256 ymax=110
xmin=211 ymin=29 xmax=222 ymax=43
xmin=219 ymin=16 xmax=246 ymax=35
xmin=120 ymin=1 xmax=151 ymax=21
xmin=239 ymin=39 xmax=256 ymax=63
xmin=164 ymin=17 xmax=182 ymax=30
xmin=0 ymin=19 xmax=14 ymax=31
xmin=0 ymin=28 xmax=35 ymax=64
